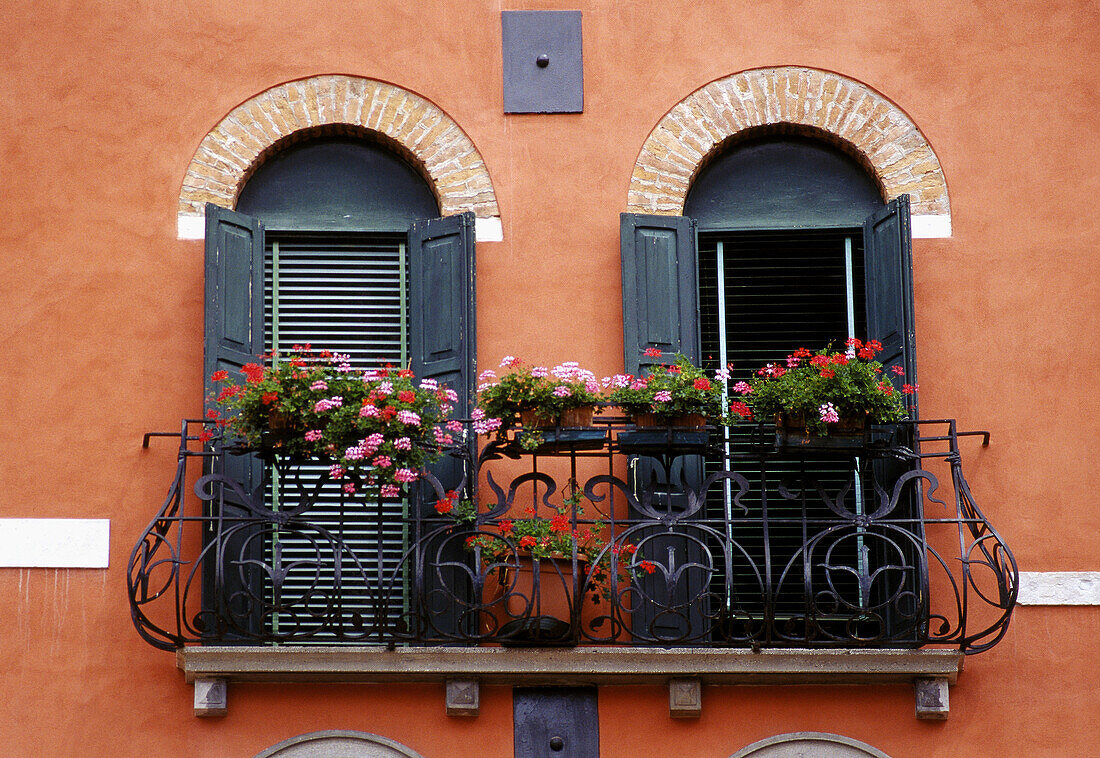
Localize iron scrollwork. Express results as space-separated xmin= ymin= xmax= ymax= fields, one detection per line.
xmin=129 ymin=418 xmax=1017 ymax=653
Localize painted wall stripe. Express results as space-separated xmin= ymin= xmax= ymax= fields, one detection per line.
xmin=0 ymin=519 xmax=110 ymax=568
xmin=180 ymin=213 xmax=506 ymax=243
xmin=1017 ymin=572 xmax=1100 ymax=605
xmin=911 ymin=214 xmax=952 ymax=239
xmin=178 ymin=214 xmax=204 ymax=240
xmin=474 ymin=216 xmax=503 ymax=242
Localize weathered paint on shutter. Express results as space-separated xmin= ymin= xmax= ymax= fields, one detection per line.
xmin=409 ymin=212 xmax=475 ymax=419
xmin=620 ymin=213 xmax=707 ymax=641
xmin=620 ymin=213 xmax=701 ymax=374
xmin=203 ymin=203 xmax=265 ymax=640
xmin=863 ymin=196 xmax=924 ymax=638
xmin=204 ymin=203 xmax=265 ymax=390
xmin=863 ymin=194 xmax=918 ymax=419
xmin=408 ymin=211 xmax=476 ymax=637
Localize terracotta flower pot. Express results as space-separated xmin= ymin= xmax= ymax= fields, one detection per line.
xmin=258 ymin=409 xmax=301 ymax=451
xmin=774 ymin=412 xmax=869 ymax=449
xmin=519 ymin=406 xmax=595 ymax=428
xmin=632 ymin=412 xmax=706 ymax=428
xmin=483 ymin=553 xmax=598 ymax=646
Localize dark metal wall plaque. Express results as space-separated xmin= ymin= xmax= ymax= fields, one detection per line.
xmin=502 ymin=10 xmax=583 ymax=114
xmin=514 ymin=687 xmax=599 ymax=758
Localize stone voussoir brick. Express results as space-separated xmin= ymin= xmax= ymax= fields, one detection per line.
xmin=179 ymin=75 xmax=499 ymax=233
xmin=626 ymin=67 xmax=950 ymax=220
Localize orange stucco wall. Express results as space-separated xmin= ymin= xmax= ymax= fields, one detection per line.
xmin=1 ymin=0 xmax=1097 ymax=756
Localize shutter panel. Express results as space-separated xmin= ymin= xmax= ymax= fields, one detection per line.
xmin=202 ymin=203 xmax=265 ymax=640
xmin=864 ymin=195 xmax=923 ymax=638
xmin=204 ymin=203 xmax=265 ymax=389
xmin=863 ymin=194 xmax=918 ymax=419
xmin=408 ymin=211 xmax=476 ymax=637
xmin=620 ymin=213 xmax=707 ymax=641
xmin=409 ymin=212 xmax=476 ymax=419
xmin=620 ymin=213 xmax=701 ymax=373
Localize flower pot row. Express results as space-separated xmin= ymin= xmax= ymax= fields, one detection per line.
xmin=514 ymin=405 xmax=878 ymax=454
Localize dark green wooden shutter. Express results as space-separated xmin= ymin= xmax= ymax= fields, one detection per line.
xmin=620 ymin=213 xmax=707 ymax=641
xmin=620 ymin=213 xmax=701 ymax=372
xmin=409 ymin=212 xmax=476 ymax=420
xmin=203 ymin=203 xmax=265 ymax=640
xmin=204 ymin=203 xmax=265 ymax=391
xmin=408 ymin=211 xmax=476 ymax=637
xmin=863 ymin=195 xmax=923 ymax=637
xmin=863 ymin=194 xmax=917 ymax=419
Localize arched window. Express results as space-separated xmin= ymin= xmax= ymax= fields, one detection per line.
xmin=623 ymin=132 xmax=915 ymax=387
xmin=620 ymin=133 xmax=917 ymax=641
xmin=203 ymin=135 xmax=475 ymax=639
xmin=686 ymin=134 xmax=887 ymax=376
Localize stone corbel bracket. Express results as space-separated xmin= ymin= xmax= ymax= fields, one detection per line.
xmin=178 ymin=647 xmax=962 ymax=719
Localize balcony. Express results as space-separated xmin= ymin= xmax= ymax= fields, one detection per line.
xmin=130 ymin=417 xmax=1017 ymax=717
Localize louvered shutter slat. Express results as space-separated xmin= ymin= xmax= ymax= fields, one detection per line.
xmin=263 ymin=232 xmax=409 ymax=641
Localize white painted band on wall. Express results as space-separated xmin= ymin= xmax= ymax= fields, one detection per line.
xmin=1017 ymin=572 xmax=1100 ymax=605
xmin=179 ymin=213 xmax=506 ymax=243
xmin=0 ymin=519 xmax=110 ymax=568
xmin=911 ymin=214 xmax=952 ymax=239
xmin=474 ymin=216 xmax=503 ymax=242
xmin=178 ymin=214 xmax=204 ymax=240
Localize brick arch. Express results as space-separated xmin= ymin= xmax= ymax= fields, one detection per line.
xmin=178 ymin=75 xmax=501 ymax=240
xmin=627 ymin=67 xmax=951 ymax=237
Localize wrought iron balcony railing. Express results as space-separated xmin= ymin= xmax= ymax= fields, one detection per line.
xmin=130 ymin=418 xmax=1016 ymax=654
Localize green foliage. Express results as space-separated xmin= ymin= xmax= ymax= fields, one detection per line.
xmin=607 ymin=354 xmax=737 ymax=422
xmin=452 ymin=486 xmax=647 ymax=602
xmin=744 ymin=340 xmax=911 ymax=436
xmin=476 ymin=358 xmax=601 ymax=427
xmin=207 ymin=347 xmax=458 ymax=491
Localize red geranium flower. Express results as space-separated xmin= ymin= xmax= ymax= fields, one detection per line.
xmin=693 ymin=377 xmax=711 ymax=390
xmin=241 ymin=363 xmax=265 ymax=383
xmin=397 ymin=369 xmax=414 ymax=378
xmin=210 ymin=370 xmax=228 ymax=381
xmin=809 ymin=355 xmax=829 ymax=367
xmin=519 ymin=535 xmax=537 ymax=548
xmin=216 ymin=385 xmax=242 ymax=401
xmin=728 ymin=401 xmax=753 ymax=420
xmin=820 ymin=369 xmax=836 ymax=378
xmin=499 ymin=520 xmax=514 ymax=536
xmin=397 ymin=390 xmax=415 ymax=403
xmin=830 ymin=354 xmax=849 ymax=365
xmin=639 ymin=560 xmax=657 ymax=574
xmin=643 ymin=347 xmax=663 ymax=357
xmin=261 ymin=392 xmax=278 ymax=405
